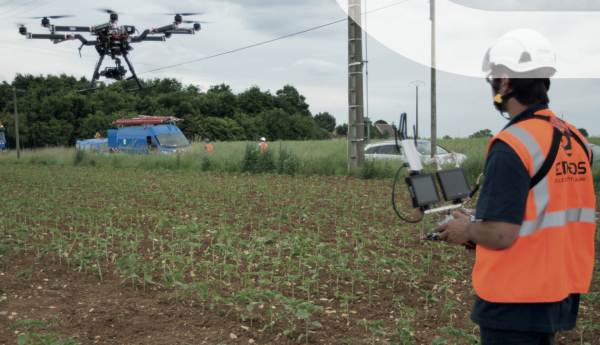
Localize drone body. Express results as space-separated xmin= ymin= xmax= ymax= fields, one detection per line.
xmin=19 ymin=11 xmax=203 ymax=92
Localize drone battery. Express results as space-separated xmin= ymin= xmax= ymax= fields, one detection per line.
xmin=405 ymin=174 xmax=441 ymax=207
xmin=122 ymin=26 xmax=135 ymax=34
xmin=436 ymin=168 xmax=471 ymax=202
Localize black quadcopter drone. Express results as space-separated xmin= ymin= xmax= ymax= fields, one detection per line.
xmin=18 ymin=10 xmax=204 ymax=93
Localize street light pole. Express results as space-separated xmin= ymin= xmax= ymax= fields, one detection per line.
xmin=409 ymin=81 xmax=425 ymax=139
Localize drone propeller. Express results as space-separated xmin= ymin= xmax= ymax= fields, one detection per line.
xmin=28 ymin=15 xmax=74 ymax=19
xmin=165 ymin=12 xmax=205 ymax=16
xmin=181 ymin=20 xmax=210 ymax=24
xmin=96 ymin=9 xmax=124 ymax=23
xmin=96 ymin=9 xmax=122 ymax=14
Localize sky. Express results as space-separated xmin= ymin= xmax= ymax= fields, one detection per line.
xmin=0 ymin=0 xmax=599 ymax=138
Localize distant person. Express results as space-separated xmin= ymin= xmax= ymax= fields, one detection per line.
xmin=258 ymin=137 xmax=268 ymax=154
xmin=204 ymin=138 xmax=213 ymax=154
xmin=434 ymin=29 xmax=595 ymax=345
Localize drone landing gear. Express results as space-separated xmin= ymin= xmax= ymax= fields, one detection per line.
xmin=122 ymin=53 xmax=156 ymax=92
xmin=76 ymin=53 xmax=156 ymax=93
xmin=77 ymin=53 xmax=106 ymax=93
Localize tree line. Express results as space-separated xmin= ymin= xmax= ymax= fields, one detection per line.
xmin=0 ymin=74 xmax=338 ymax=148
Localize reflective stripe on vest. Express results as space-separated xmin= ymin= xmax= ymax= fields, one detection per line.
xmin=504 ymin=124 xmax=595 ymax=236
xmin=473 ymin=109 xmax=595 ymax=303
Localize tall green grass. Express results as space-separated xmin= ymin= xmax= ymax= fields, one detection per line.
xmin=1 ymin=137 xmax=597 ymax=190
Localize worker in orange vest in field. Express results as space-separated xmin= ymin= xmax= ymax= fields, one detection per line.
xmin=258 ymin=137 xmax=268 ymax=154
xmin=204 ymin=138 xmax=213 ymax=154
xmin=434 ymin=29 xmax=595 ymax=345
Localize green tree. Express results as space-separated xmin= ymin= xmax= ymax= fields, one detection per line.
xmin=469 ymin=129 xmax=493 ymax=139
xmin=335 ymin=124 xmax=348 ymax=136
xmin=0 ymin=74 xmax=331 ymax=146
xmin=236 ymin=86 xmax=275 ymax=116
xmin=314 ymin=112 xmax=336 ymax=132
xmin=315 ymin=128 xmax=332 ymax=140
xmin=578 ymin=128 xmax=589 ymax=137
xmin=275 ymin=85 xmax=311 ymax=117
xmin=375 ymin=119 xmax=388 ymax=124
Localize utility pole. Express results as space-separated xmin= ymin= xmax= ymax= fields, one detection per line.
xmin=364 ymin=0 xmax=370 ymax=145
xmin=347 ymin=0 xmax=365 ymax=169
xmin=430 ymin=0 xmax=437 ymax=157
xmin=13 ymin=87 xmax=20 ymax=159
xmin=409 ymin=81 xmax=425 ymax=139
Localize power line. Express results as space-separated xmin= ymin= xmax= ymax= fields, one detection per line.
xmin=138 ymin=0 xmax=411 ymax=75
xmin=0 ymin=0 xmax=19 ymax=7
xmin=0 ymin=0 xmax=37 ymax=16
xmin=0 ymin=0 xmax=55 ymax=20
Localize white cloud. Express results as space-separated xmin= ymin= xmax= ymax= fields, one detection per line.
xmin=292 ymin=58 xmax=340 ymax=75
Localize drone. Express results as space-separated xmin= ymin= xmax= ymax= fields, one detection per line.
xmin=18 ymin=10 xmax=204 ymax=93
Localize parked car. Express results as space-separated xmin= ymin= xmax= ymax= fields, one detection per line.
xmin=364 ymin=140 xmax=467 ymax=166
xmin=589 ymin=143 xmax=600 ymax=172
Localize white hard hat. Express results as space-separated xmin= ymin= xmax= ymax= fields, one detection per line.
xmin=482 ymin=29 xmax=557 ymax=77
xmin=260 ymin=137 xmax=266 ymax=142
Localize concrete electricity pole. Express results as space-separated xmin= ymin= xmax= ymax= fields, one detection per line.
xmin=347 ymin=0 xmax=365 ymax=169
xmin=430 ymin=0 xmax=437 ymax=158
xmin=409 ymin=81 xmax=425 ymax=139
xmin=13 ymin=87 xmax=20 ymax=159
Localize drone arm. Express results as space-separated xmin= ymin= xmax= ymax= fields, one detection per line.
xmin=28 ymin=33 xmax=67 ymax=40
xmin=130 ymin=36 xmax=166 ymax=43
xmin=52 ymin=25 xmax=91 ymax=33
xmin=164 ymin=28 xmax=195 ymax=35
xmin=130 ymin=29 xmax=150 ymax=42
xmin=155 ymin=23 xmax=177 ymax=33
xmin=72 ymin=34 xmax=96 ymax=46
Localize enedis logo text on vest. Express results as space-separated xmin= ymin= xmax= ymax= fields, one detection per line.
xmin=555 ymin=161 xmax=588 ymax=183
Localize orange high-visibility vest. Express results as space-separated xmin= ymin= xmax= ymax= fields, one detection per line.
xmin=259 ymin=142 xmax=268 ymax=154
xmin=473 ymin=109 xmax=596 ymax=303
xmin=205 ymin=143 xmax=213 ymax=154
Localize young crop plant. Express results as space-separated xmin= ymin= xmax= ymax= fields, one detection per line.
xmin=419 ymin=288 xmax=439 ymax=321
xmin=432 ymin=326 xmax=480 ymax=345
xmin=9 ymin=318 xmax=81 ymax=345
xmin=277 ymin=296 xmax=310 ymax=340
xmin=16 ymin=268 xmax=34 ymax=279
xmin=358 ymin=319 xmax=388 ymax=345
xmin=359 ymin=277 xmax=381 ymax=307
xmin=260 ymin=290 xmax=281 ymax=333
xmin=295 ymin=301 xmax=324 ymax=343
xmin=336 ymin=292 xmax=359 ymax=325
xmin=575 ymin=317 xmax=600 ymax=345
xmin=160 ymin=268 xmax=185 ymax=301
xmin=391 ymin=314 xmax=417 ymax=345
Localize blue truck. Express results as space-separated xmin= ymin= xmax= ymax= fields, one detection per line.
xmin=76 ymin=116 xmax=192 ymax=154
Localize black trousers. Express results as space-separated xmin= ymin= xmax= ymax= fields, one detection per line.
xmin=480 ymin=326 xmax=556 ymax=345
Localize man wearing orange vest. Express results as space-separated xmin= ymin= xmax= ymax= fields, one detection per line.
xmin=435 ymin=29 xmax=595 ymax=344
xmin=258 ymin=137 xmax=268 ymax=155
xmin=204 ymin=138 xmax=213 ymax=154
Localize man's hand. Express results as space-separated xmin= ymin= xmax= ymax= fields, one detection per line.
xmin=433 ymin=211 xmax=471 ymax=245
